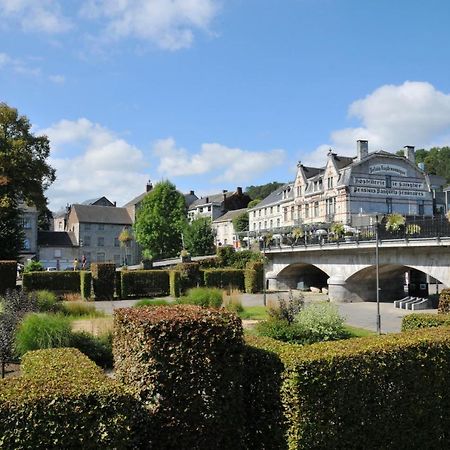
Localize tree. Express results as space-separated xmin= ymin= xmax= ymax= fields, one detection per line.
xmin=134 ymin=181 xmax=187 ymax=260
xmin=247 ymin=199 xmax=261 ymax=209
xmin=245 ymin=182 xmax=283 ymax=200
xmin=0 ymin=103 xmax=55 ymax=259
xmin=184 ymin=217 xmax=215 ymax=257
xmin=232 ymin=211 xmax=249 ymax=232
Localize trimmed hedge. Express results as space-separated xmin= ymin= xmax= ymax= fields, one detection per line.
xmin=203 ymin=268 xmax=245 ymax=291
xmin=175 ymin=262 xmax=201 ymax=290
xmin=115 ymin=270 xmax=122 ymax=299
xmin=169 ymin=270 xmax=181 ymax=297
xmin=22 ymin=271 xmax=80 ymax=293
xmin=114 ymin=305 xmax=244 ymax=449
xmin=121 ymin=270 xmax=169 ymax=298
xmin=244 ymin=261 xmax=264 ymax=294
xmin=0 ymin=348 xmax=150 ymax=449
xmin=91 ymin=263 xmax=115 ymax=300
xmin=402 ymin=313 xmax=450 ymax=331
xmin=247 ymin=328 xmax=450 ymax=449
xmin=438 ymin=288 xmax=450 ymax=314
xmin=0 ymin=261 xmax=16 ymax=294
xmin=80 ymin=271 xmax=92 ymax=300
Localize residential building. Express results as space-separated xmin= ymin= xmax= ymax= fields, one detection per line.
xmin=212 ymin=208 xmax=248 ymax=247
xmin=38 ymin=231 xmax=78 ymax=270
xmin=19 ymin=204 xmax=39 ymax=262
xmin=188 ymin=187 xmax=251 ymax=222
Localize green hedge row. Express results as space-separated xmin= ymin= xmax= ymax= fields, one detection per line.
xmin=402 ymin=313 xmax=450 ymax=331
xmin=244 ymin=261 xmax=264 ymax=293
xmin=22 ymin=271 xmax=80 ymax=293
xmin=169 ymin=270 xmax=181 ymax=297
xmin=246 ymin=328 xmax=450 ymax=449
xmin=120 ymin=270 xmax=170 ymax=298
xmin=0 ymin=261 xmax=16 ymax=294
xmin=0 ymin=348 xmax=149 ymax=449
xmin=91 ymin=263 xmax=115 ymax=300
xmin=114 ymin=305 xmax=244 ymax=449
xmin=175 ymin=262 xmax=201 ymax=291
xmin=203 ymin=268 xmax=245 ymax=291
xmin=80 ymin=271 xmax=91 ymax=299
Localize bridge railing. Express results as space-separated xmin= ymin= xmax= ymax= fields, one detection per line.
xmin=263 ymin=216 xmax=450 ymax=250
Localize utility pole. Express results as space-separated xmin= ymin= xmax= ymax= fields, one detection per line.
xmin=375 ymin=215 xmax=381 ymax=334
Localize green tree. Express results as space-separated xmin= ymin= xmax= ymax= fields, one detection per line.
xmin=184 ymin=217 xmax=215 ymax=256
xmin=247 ymin=199 xmax=261 ymax=209
xmin=134 ymin=181 xmax=187 ymax=260
xmin=232 ymin=211 xmax=249 ymax=232
xmin=0 ymin=103 xmax=55 ymax=259
xmin=245 ymin=182 xmax=283 ymax=200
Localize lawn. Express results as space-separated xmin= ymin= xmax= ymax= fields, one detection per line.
xmin=238 ymin=306 xmax=269 ymax=320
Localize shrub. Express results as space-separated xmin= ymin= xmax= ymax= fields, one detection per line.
xmin=121 ymin=270 xmax=169 ymax=298
xmin=175 ymin=262 xmax=201 ymax=291
xmin=115 ymin=269 xmax=122 ymax=299
xmin=80 ymin=271 xmax=92 ymax=300
xmin=22 ymin=271 xmax=80 ymax=293
xmin=438 ymin=288 xmax=450 ymax=314
xmin=216 ymin=246 xmax=235 ymax=266
xmin=294 ymin=302 xmax=347 ymax=343
xmin=0 ymin=348 xmax=149 ymax=449
xmin=197 ymin=257 xmax=219 ymax=270
xmin=256 ymin=318 xmax=307 ymax=343
xmin=70 ymin=331 xmax=113 ymax=368
xmin=14 ymin=313 xmax=72 ymax=356
xmin=169 ymin=270 xmax=181 ymax=297
xmin=203 ymin=268 xmax=245 ymax=291
xmin=114 ymin=305 xmax=244 ymax=449
xmin=35 ymin=290 xmax=60 ymax=313
xmin=91 ymin=263 xmax=116 ymax=300
xmin=0 ymin=261 xmax=17 ymax=294
xmin=61 ymin=301 xmax=104 ymax=318
xmin=23 ymin=260 xmax=44 ymax=273
xmin=402 ymin=313 xmax=450 ymax=331
xmin=269 ymin=290 xmax=304 ymax=324
xmin=248 ymin=327 xmax=450 ymax=449
xmin=180 ymin=287 xmax=223 ymax=308
xmin=244 ymin=260 xmax=264 ymax=293
xmin=134 ymin=298 xmax=171 ymax=307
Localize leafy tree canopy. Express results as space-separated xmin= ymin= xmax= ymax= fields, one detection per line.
xmin=134 ymin=180 xmax=187 ymax=260
xmin=232 ymin=211 xmax=249 ymax=233
xmin=184 ymin=217 xmax=215 ymax=257
xmin=247 ymin=199 xmax=261 ymax=209
xmin=245 ymin=182 xmax=283 ymax=201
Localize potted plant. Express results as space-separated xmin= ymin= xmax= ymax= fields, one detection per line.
xmin=330 ymin=222 xmax=345 ymax=240
xmin=141 ymin=249 xmax=153 ymax=270
xmin=291 ymin=227 xmax=304 ymax=245
xmin=385 ymin=213 xmax=405 ymax=232
xmin=180 ymin=249 xmax=191 ymax=263
xmin=344 ymin=230 xmax=354 ymax=242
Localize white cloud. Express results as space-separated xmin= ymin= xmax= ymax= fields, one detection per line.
xmin=80 ymin=0 xmax=220 ymax=50
xmin=49 ymin=74 xmax=65 ymax=84
xmin=0 ymin=52 xmax=41 ymax=77
xmin=304 ymin=81 xmax=450 ymax=167
xmin=41 ymin=118 xmax=149 ymax=210
xmin=0 ymin=0 xmax=72 ymax=33
xmin=154 ymin=137 xmax=285 ymax=183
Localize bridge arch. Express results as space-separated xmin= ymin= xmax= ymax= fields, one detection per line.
xmin=274 ymin=263 xmax=330 ymax=291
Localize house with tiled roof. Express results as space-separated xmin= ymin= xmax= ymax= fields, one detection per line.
xmin=212 ymin=208 xmax=248 ymax=247
xmin=38 ymin=231 xmax=78 ymax=270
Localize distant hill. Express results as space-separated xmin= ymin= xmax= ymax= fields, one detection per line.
xmin=245 ymin=182 xmax=284 ymax=201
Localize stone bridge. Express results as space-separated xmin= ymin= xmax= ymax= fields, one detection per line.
xmin=265 ymin=237 xmax=450 ymax=302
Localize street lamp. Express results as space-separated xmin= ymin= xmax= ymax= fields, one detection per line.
xmin=375 ymin=215 xmax=381 ymax=334
xmin=262 ymin=235 xmax=267 ymax=307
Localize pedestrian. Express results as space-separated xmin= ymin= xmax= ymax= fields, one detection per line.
xmin=81 ymin=255 xmax=86 ymax=270
xmin=73 ymin=258 xmax=79 ymax=271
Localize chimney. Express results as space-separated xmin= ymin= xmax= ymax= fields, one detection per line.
xmin=356 ymin=140 xmax=369 ymax=161
xmin=146 ymin=180 xmax=153 ymax=192
xmin=237 ymin=187 xmax=243 ymax=195
xmin=113 ymin=201 xmax=116 ymax=207
xmin=404 ymin=146 xmax=415 ymax=164
xmin=206 ymin=197 xmax=209 ymax=203
xmin=189 ymin=190 xmax=195 ymax=196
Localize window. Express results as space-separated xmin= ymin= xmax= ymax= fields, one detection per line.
xmin=277 ymin=218 xmax=280 ymax=227
xmin=290 ymin=206 xmax=294 ymax=220
xmin=114 ymin=237 xmax=119 ymax=247
xmin=314 ymin=202 xmax=319 ymax=217
xmin=270 ymin=219 xmax=273 ymax=228
xmin=264 ymin=220 xmax=267 ymax=229
xmin=386 ymin=198 xmax=393 ymax=214
xmin=85 ymin=223 xmax=91 ymax=231
xmin=259 ymin=209 xmax=261 ymax=217
xmin=265 ymin=208 xmax=268 ymax=216
xmin=418 ymin=200 xmax=425 ymax=216
xmin=386 ymin=175 xmax=392 ymax=189
xmin=58 ymin=222 xmax=63 ymax=230
xmin=97 ymin=236 xmax=104 ymax=247
xmin=328 ymin=177 xmax=334 ymax=189
xmin=253 ymin=211 xmax=256 ymax=218
xmin=326 ymin=197 xmax=336 ymax=215
xmin=84 ymin=235 xmax=91 ymax=246
xmin=296 ymin=186 xmax=302 ymax=196
xmin=253 ymin=223 xmax=256 ymax=231
xmin=98 ymin=223 xmax=104 ymax=230
xmin=96 ymin=252 xmax=105 ymax=262
xmin=114 ymin=254 xmax=121 ymax=265
xmin=208 ymin=205 xmax=211 ymax=212
xmin=258 ymin=222 xmax=261 ymax=230
xmin=277 ymin=205 xmax=280 ymax=213
xmin=319 ymin=179 xmax=323 ymax=190
xmin=305 ymin=204 xmax=309 ymax=219
xmin=284 ymin=208 xmax=288 ymax=221
xmin=270 ymin=206 xmax=273 ymax=214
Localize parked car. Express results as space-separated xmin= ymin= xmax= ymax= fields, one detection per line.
xmin=46 ymin=267 xmax=57 ymax=272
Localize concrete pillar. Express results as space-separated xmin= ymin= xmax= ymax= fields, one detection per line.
xmin=327 ymin=276 xmax=364 ymax=303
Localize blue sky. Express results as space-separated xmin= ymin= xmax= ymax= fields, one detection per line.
xmin=2 ymin=0 xmax=450 ymax=211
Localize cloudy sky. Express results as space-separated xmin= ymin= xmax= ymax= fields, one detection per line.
xmin=2 ymin=0 xmax=450 ymax=210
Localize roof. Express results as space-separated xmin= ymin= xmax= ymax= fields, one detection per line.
xmin=189 ymin=191 xmax=235 ymax=209
xmin=38 ymin=231 xmax=77 ymax=247
xmin=53 ymin=209 xmax=67 ymax=219
xmin=71 ymin=204 xmax=132 ymax=225
xmin=302 ymin=166 xmax=324 ymax=179
xmin=332 ymin=154 xmax=355 ymax=170
xmin=124 ymin=191 xmax=198 ymax=208
xmin=213 ymin=208 xmax=248 ymax=223
xmin=249 ymin=183 xmax=294 ymax=209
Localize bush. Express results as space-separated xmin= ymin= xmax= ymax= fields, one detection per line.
xmin=232 ymin=250 xmax=263 ymax=270
xmin=0 ymin=261 xmax=17 ymax=294
xmin=294 ymin=302 xmax=348 ymax=343
xmin=35 ymin=290 xmax=60 ymax=313
xmin=91 ymin=263 xmax=116 ymax=300
xmin=438 ymin=288 xmax=450 ymax=314
xmin=269 ymin=290 xmax=304 ymax=324
xmin=80 ymin=271 xmax=92 ymax=300
xmin=61 ymin=302 xmax=104 ymax=318
xmin=134 ymin=298 xmax=171 ymax=307
xmin=121 ymin=270 xmax=169 ymax=298
xmin=70 ymin=331 xmax=113 ymax=368
xmin=180 ymin=287 xmax=223 ymax=308
xmin=244 ymin=261 xmax=264 ymax=293
xmin=216 ymin=246 xmax=235 ymax=266
xmin=256 ymin=318 xmax=307 ymax=343
xmin=175 ymin=262 xmax=201 ymax=291
xmin=169 ymin=270 xmax=181 ymax=297
xmin=197 ymin=257 xmax=219 ymax=270
xmin=203 ymin=268 xmax=245 ymax=291
xmin=114 ymin=305 xmax=244 ymax=449
xmin=0 ymin=348 xmax=149 ymax=449
xmin=22 ymin=271 xmax=80 ymax=293
xmin=402 ymin=313 xmax=450 ymax=331
xmin=15 ymin=313 xmax=72 ymax=356
xmin=23 ymin=260 xmax=44 ymax=273
xmin=248 ymin=327 xmax=450 ymax=449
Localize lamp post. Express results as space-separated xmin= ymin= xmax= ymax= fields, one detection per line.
xmin=262 ymin=235 xmax=267 ymax=307
xmin=375 ymin=215 xmax=381 ymax=334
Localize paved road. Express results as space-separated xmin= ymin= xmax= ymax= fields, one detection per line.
xmin=93 ymin=292 xmax=437 ymax=334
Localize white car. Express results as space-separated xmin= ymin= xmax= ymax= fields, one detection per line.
xmin=46 ymin=267 xmax=57 ymax=272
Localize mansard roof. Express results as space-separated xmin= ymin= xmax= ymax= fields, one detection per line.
xmin=250 ymin=183 xmax=294 ymax=210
